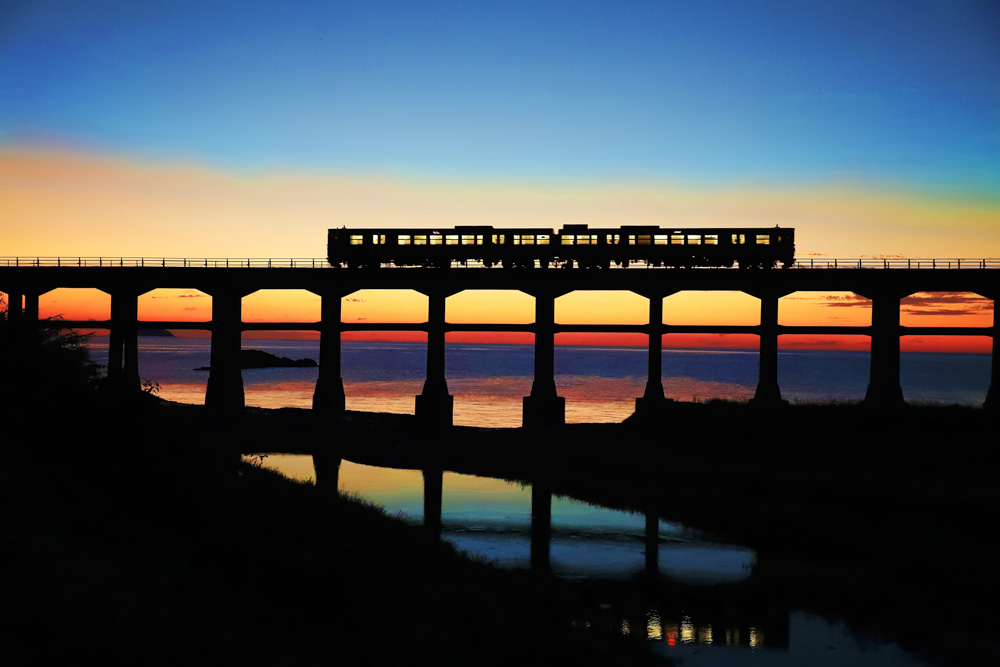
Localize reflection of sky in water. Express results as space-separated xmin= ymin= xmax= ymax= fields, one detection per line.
xmin=238 ymin=458 xmax=928 ymax=664
xmin=331 ymin=463 xmax=756 ymax=582
xmin=87 ymin=339 xmax=991 ymax=422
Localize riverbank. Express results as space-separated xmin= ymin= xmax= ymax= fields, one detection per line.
xmin=2 ymin=396 xmax=660 ymax=666
xmin=5 ymin=397 xmax=997 ymax=665
xmin=228 ymin=399 xmax=999 ymax=667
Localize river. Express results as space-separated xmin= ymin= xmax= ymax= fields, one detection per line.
xmin=250 ymin=453 xmax=936 ymax=667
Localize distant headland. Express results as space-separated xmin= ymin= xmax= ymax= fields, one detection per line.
xmin=138 ymin=328 xmax=175 ymax=337
xmin=195 ymin=349 xmax=318 ymax=371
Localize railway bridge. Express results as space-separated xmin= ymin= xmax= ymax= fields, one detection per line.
xmin=1 ymin=258 xmax=997 ymax=426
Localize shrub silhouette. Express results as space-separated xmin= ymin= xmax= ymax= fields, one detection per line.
xmin=0 ymin=297 xmax=104 ymax=405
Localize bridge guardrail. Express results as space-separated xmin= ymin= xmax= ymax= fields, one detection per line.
xmin=789 ymin=258 xmax=999 ymax=269
xmin=0 ymin=257 xmax=330 ymax=268
xmin=1 ymin=257 xmax=998 ymax=269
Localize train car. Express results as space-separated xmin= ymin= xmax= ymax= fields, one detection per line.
xmin=327 ymin=226 xmax=555 ymax=268
xmin=327 ymin=225 xmax=794 ymax=269
xmin=556 ymin=225 xmax=794 ymax=269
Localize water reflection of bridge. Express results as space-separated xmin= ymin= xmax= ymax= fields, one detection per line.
xmin=310 ymin=452 xmax=791 ymax=651
xmin=2 ymin=264 xmax=996 ymax=425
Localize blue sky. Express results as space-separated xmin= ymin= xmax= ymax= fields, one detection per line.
xmin=3 ymin=0 xmax=998 ymax=191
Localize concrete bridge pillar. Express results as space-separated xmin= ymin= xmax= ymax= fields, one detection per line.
xmin=530 ymin=479 xmax=552 ymax=574
xmin=23 ymin=291 xmax=39 ymax=322
xmin=986 ymin=294 xmax=998 ymax=410
xmin=4 ymin=287 xmax=43 ymax=337
xmin=750 ymin=290 xmax=788 ymax=405
xmin=523 ymin=289 xmax=566 ymax=428
xmin=312 ymin=290 xmax=346 ymax=413
xmin=415 ymin=290 xmax=454 ymax=428
xmin=107 ymin=289 xmax=143 ymax=394
xmin=635 ymin=291 xmax=674 ymax=417
xmin=864 ymin=291 xmax=905 ymax=406
xmin=205 ymin=288 xmax=246 ymax=411
xmin=423 ymin=467 xmax=443 ymax=538
xmin=5 ymin=290 xmax=23 ymax=324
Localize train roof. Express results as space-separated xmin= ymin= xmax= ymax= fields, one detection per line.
xmin=330 ymin=225 xmax=792 ymax=233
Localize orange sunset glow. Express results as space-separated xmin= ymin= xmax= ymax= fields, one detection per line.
xmin=18 ymin=284 xmax=994 ymax=353
xmin=5 ymin=147 xmax=998 ymax=355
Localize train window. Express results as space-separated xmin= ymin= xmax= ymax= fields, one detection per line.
xmin=687 ymin=235 xmax=701 ymax=245
xmin=654 ymin=235 xmax=668 ymax=245
xmin=430 ymin=234 xmax=443 ymax=245
xmin=350 ymin=235 xmax=364 ymax=245
xmin=637 ymin=235 xmax=652 ymax=245
xmin=704 ymin=235 xmax=719 ymax=245
xmin=562 ymin=235 xmax=575 ymax=245
xmin=460 ymin=235 xmax=477 ymax=245
xmin=414 ymin=235 xmax=428 ymax=245
xmin=756 ymin=235 xmax=770 ymax=245
xmin=577 ymin=235 xmax=596 ymax=245
xmin=671 ymin=234 xmax=684 ymax=245
xmin=537 ymin=234 xmax=550 ymax=245
xmin=627 ymin=235 xmax=636 ymax=245
xmin=373 ymin=234 xmax=385 ymax=244
xmin=606 ymin=234 xmax=620 ymax=244
xmin=518 ymin=235 xmax=535 ymax=245
xmin=445 ymin=235 xmax=460 ymax=245
xmin=732 ymin=234 xmax=746 ymax=244
xmin=398 ymin=235 xmax=411 ymax=245
xmin=492 ymin=234 xmax=505 ymax=244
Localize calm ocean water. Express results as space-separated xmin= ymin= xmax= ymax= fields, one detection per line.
xmin=85 ymin=337 xmax=991 ymax=427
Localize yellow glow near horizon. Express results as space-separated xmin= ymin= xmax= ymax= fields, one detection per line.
xmin=447 ymin=289 xmax=533 ymax=324
xmin=243 ymin=289 xmax=320 ymax=322
xmin=899 ymin=292 xmax=993 ymax=328
xmin=137 ymin=288 xmax=211 ymax=322
xmin=780 ymin=291 xmax=871 ymax=327
xmin=38 ymin=287 xmax=110 ymax=321
xmin=664 ymin=291 xmax=759 ymax=325
xmin=5 ymin=148 xmax=999 ymax=260
xmin=342 ymin=289 xmax=427 ymax=323
xmin=556 ymin=290 xmax=648 ymax=324
xmin=5 ymin=148 xmax=999 ymax=352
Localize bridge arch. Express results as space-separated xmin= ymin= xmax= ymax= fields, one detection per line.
xmin=776 ymin=291 xmax=871 ymax=403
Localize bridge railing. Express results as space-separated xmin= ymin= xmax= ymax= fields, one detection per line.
xmin=2 ymin=257 xmax=998 ymax=269
xmin=0 ymin=257 xmax=330 ymax=268
xmin=789 ymin=258 xmax=1000 ymax=269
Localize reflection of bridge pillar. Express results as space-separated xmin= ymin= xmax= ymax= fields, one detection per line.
xmin=986 ymin=296 xmax=998 ymax=410
xmin=416 ymin=290 xmax=454 ymax=428
xmin=635 ymin=291 xmax=674 ymax=417
xmin=523 ymin=289 xmax=566 ymax=428
xmin=205 ymin=288 xmax=246 ymax=411
xmin=864 ymin=291 xmax=904 ymax=405
xmin=311 ymin=451 xmax=342 ymax=493
xmin=423 ymin=467 xmax=443 ymax=537
xmin=750 ymin=290 xmax=786 ymax=405
xmin=313 ymin=291 xmax=346 ymax=413
xmin=108 ymin=289 xmax=142 ymax=394
xmin=530 ymin=480 xmax=552 ymax=573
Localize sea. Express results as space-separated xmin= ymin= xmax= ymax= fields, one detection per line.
xmin=84 ymin=337 xmax=991 ymax=426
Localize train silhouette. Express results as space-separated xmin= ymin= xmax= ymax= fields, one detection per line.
xmin=328 ymin=225 xmax=794 ymax=269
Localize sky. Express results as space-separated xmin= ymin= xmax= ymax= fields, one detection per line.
xmin=1 ymin=0 xmax=997 ymax=350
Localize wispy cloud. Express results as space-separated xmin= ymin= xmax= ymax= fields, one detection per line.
xmin=820 ymin=294 xmax=872 ymax=309
xmin=900 ymin=292 xmax=993 ymax=317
